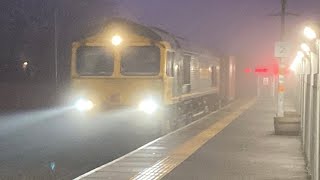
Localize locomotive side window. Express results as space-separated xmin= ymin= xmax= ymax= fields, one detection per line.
xmin=166 ymin=51 xmax=175 ymax=77
xmin=183 ymin=55 xmax=191 ymax=85
xmin=211 ymin=66 xmax=218 ymax=87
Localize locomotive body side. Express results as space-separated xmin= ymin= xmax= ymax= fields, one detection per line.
xmin=161 ymin=48 xmax=221 ymax=130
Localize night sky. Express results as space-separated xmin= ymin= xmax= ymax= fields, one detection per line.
xmin=0 ymin=0 xmax=319 ymax=81
xmin=120 ymin=0 xmax=320 ymax=66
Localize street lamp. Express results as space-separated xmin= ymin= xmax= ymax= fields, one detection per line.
xmin=22 ymin=61 xmax=28 ymax=71
xmin=304 ymin=26 xmax=317 ymax=40
xmin=290 ymin=51 xmax=304 ymax=72
xmin=301 ymin=43 xmax=311 ymax=53
xmin=297 ymin=51 xmax=305 ymax=58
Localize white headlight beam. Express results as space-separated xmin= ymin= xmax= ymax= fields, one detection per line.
xmin=138 ymin=99 xmax=158 ymax=114
xmin=75 ymin=98 xmax=94 ymax=112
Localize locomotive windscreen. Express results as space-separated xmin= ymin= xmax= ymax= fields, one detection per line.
xmin=76 ymin=46 xmax=114 ymax=76
xmin=121 ymin=46 xmax=160 ymax=76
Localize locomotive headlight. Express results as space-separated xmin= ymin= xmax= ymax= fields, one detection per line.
xmin=111 ymin=35 xmax=122 ymax=46
xmin=138 ymin=98 xmax=158 ymax=114
xmin=74 ymin=98 xmax=94 ymax=112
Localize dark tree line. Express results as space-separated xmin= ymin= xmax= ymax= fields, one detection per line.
xmin=0 ymin=0 xmax=118 ymax=82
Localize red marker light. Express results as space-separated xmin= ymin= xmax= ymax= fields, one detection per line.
xmin=272 ymin=63 xmax=279 ymax=75
xmin=255 ymin=68 xmax=268 ymax=73
xmin=244 ymin=68 xmax=251 ymax=73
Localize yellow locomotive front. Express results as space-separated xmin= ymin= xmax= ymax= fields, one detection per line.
xmin=70 ymin=19 xmax=168 ymax=114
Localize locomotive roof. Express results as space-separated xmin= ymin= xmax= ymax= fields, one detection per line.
xmin=99 ymin=18 xmax=203 ymax=54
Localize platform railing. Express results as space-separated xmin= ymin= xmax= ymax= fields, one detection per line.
xmin=296 ymin=39 xmax=320 ymax=180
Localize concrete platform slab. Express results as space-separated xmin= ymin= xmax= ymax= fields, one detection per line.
xmin=163 ymin=99 xmax=307 ymax=180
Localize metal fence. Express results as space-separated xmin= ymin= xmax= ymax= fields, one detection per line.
xmin=295 ymin=39 xmax=320 ymax=180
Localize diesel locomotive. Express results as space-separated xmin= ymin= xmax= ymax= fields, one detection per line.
xmin=70 ymin=18 xmax=235 ymax=132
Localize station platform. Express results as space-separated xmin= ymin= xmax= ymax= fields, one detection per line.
xmin=75 ymin=98 xmax=308 ymax=180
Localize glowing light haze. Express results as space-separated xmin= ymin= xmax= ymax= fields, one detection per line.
xmin=120 ymin=0 xmax=320 ymax=65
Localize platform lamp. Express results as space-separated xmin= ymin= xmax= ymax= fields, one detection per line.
xmin=302 ymin=24 xmax=319 ymax=68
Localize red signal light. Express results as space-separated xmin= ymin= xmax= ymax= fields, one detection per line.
xmin=255 ymin=68 xmax=268 ymax=73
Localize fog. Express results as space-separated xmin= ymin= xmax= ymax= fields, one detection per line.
xmin=117 ymin=0 xmax=320 ymax=97
xmin=120 ymin=0 xmax=320 ymax=66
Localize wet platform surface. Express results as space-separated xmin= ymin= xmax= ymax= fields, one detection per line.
xmin=163 ymin=99 xmax=307 ymax=180
xmin=76 ymin=98 xmax=307 ymax=180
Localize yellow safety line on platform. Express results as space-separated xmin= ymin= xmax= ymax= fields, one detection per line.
xmin=131 ymin=98 xmax=256 ymax=180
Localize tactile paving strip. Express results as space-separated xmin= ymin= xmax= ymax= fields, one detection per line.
xmin=75 ymin=98 xmax=256 ymax=180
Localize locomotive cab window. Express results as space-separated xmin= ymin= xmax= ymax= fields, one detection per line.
xmin=76 ymin=46 xmax=114 ymax=76
xmin=121 ymin=46 xmax=160 ymax=76
xmin=166 ymin=51 xmax=175 ymax=77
